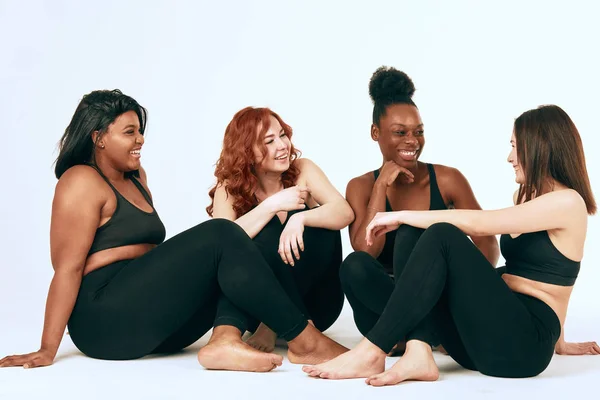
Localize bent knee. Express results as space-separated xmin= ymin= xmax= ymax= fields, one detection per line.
xmin=339 ymin=251 xmax=377 ymax=282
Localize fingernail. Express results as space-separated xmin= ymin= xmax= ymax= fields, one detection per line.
xmin=24 ymin=364 xmax=29 ymax=369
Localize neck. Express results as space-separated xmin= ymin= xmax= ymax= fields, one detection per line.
xmin=255 ymin=170 xmax=284 ymax=198
xmin=94 ymin=154 xmax=127 ymax=182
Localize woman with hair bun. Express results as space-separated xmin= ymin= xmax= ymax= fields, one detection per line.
xmin=305 ymin=100 xmax=599 ymax=384
xmin=338 ymin=67 xmax=499 ymax=353
xmin=207 ymin=106 xmax=354 ymax=354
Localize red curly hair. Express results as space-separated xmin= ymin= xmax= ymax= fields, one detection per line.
xmin=207 ymin=107 xmax=302 ymax=217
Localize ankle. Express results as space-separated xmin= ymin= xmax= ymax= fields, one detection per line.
xmin=210 ymin=325 xmax=243 ymax=342
xmin=405 ymin=339 xmax=433 ymax=355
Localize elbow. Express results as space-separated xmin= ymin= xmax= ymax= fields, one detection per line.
xmin=343 ymin=206 xmax=356 ymax=227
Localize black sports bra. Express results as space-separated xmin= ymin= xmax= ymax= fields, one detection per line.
xmin=374 ymin=164 xmax=447 ymax=274
xmin=500 ymin=231 xmax=580 ymax=286
xmin=88 ymin=167 xmax=166 ymax=255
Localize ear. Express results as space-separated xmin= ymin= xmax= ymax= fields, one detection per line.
xmin=91 ymin=130 xmax=104 ymax=148
xmin=371 ymin=124 xmax=380 ymax=141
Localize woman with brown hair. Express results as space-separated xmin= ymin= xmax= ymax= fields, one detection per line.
xmin=304 ymin=104 xmax=599 ymax=385
xmin=206 ymin=106 xmax=354 ymax=353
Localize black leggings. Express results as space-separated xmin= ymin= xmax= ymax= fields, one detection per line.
xmin=363 ymin=223 xmax=561 ymax=378
xmin=220 ymin=210 xmax=344 ymax=333
xmin=68 ymin=219 xmax=309 ymax=360
xmin=340 ymin=225 xmax=425 ymax=337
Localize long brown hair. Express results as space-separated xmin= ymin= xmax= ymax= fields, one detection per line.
xmin=206 ymin=107 xmax=302 ymax=217
xmin=514 ymin=104 xmax=596 ymax=215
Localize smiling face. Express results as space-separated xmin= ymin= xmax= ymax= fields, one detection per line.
xmin=508 ymin=131 xmax=525 ymax=184
xmin=253 ymin=115 xmax=292 ymax=174
xmin=372 ymin=103 xmax=424 ymax=168
xmin=95 ymin=110 xmax=144 ymax=172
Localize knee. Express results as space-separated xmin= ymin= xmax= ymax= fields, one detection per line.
xmin=200 ymin=218 xmax=247 ymax=239
xmin=339 ymin=251 xmax=375 ymax=285
xmin=424 ymin=222 xmax=464 ymax=239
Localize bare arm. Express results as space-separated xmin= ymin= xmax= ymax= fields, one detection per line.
xmin=1 ymin=166 xmax=104 ymax=368
xmin=393 ymin=189 xmax=585 ymax=237
xmin=440 ymin=166 xmax=500 ymax=266
xmin=294 ymin=159 xmax=354 ymax=230
xmin=212 ymin=183 xmax=279 ymax=239
xmin=347 ymin=176 xmax=388 ymax=257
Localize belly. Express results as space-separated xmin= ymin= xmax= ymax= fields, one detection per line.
xmin=502 ymin=273 xmax=572 ymax=325
xmin=83 ymin=243 xmax=157 ymax=275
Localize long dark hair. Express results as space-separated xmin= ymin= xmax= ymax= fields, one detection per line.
xmin=54 ymin=89 xmax=147 ymax=179
xmin=515 ymin=104 xmax=596 ymax=215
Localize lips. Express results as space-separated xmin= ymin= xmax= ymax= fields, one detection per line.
xmin=398 ymin=148 xmax=419 ymax=161
xmin=275 ymin=153 xmax=288 ymax=161
xmin=130 ymin=148 xmax=142 ymax=158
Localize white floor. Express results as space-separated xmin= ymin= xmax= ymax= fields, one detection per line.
xmin=1 ymin=301 xmax=599 ymax=400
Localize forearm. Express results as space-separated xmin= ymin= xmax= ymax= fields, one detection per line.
xmin=351 ymin=183 xmax=388 ymax=255
xmin=234 ymin=201 xmax=278 ymax=239
xmin=40 ymin=270 xmax=83 ymax=356
xmin=301 ymin=199 xmax=354 ymax=230
xmin=398 ymin=209 xmax=481 ymax=235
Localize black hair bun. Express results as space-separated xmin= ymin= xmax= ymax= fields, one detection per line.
xmin=369 ymin=66 xmax=415 ymax=103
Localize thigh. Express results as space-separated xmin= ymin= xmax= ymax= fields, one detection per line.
xmin=69 ymin=219 xmax=238 ymax=359
xmin=423 ymin=224 xmax=549 ymax=373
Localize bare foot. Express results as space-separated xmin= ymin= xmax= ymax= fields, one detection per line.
xmin=197 ymin=327 xmax=283 ymax=372
xmin=287 ymin=323 xmax=348 ymax=365
xmin=366 ymin=340 xmax=439 ymax=386
xmin=301 ymin=338 xmax=386 ymax=380
xmin=246 ymin=323 xmax=277 ymax=353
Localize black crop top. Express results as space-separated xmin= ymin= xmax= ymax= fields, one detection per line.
xmin=500 ymin=231 xmax=580 ymax=286
xmin=375 ymin=163 xmax=447 ymax=274
xmin=88 ymin=168 xmax=166 ymax=255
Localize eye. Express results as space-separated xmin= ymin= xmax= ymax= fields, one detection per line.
xmin=416 ymin=130 xmax=425 ymax=136
xmin=394 ymin=131 xmax=406 ymax=136
xmin=280 ymin=133 xmax=287 ymax=138
xmin=125 ymin=130 xmax=135 ymax=135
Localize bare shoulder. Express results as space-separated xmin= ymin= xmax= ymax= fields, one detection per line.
xmin=346 ymin=171 xmax=375 ymax=197
xmin=431 ymin=163 xmax=467 ymax=183
xmin=295 ymin=157 xmax=318 ymax=172
xmin=55 ymin=165 xmax=107 ymax=205
xmin=546 ymin=188 xmax=587 ymax=211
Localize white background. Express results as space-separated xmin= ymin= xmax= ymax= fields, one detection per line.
xmin=1 ymin=0 xmax=599 ymax=398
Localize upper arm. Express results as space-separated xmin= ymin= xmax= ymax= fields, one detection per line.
xmin=50 ymin=167 xmax=105 ymax=273
xmin=474 ymin=189 xmax=586 ymax=235
xmin=345 ymin=176 xmax=371 ymax=243
xmin=298 ymin=158 xmax=347 ymax=206
xmin=212 ymin=183 xmax=238 ymax=221
xmin=438 ymin=166 xmax=482 ymax=211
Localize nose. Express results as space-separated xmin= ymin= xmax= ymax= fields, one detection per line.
xmin=275 ymin=137 xmax=287 ymax=149
xmin=136 ymin=134 xmax=144 ymax=145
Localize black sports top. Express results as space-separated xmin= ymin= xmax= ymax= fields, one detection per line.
xmin=88 ymin=167 xmax=166 ymax=255
xmin=500 ymin=231 xmax=580 ymax=286
xmin=374 ymin=163 xmax=447 ymax=274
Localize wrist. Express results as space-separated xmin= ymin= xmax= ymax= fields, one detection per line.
xmin=40 ymin=345 xmax=58 ymax=358
xmin=261 ymin=197 xmax=279 ymax=215
xmin=290 ymin=212 xmax=307 ymax=226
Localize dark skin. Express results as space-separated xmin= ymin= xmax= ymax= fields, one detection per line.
xmin=0 ymin=111 xmax=155 ymax=368
xmin=347 ymin=103 xmax=500 ymax=266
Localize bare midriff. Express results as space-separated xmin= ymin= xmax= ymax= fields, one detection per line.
xmin=83 ymin=243 xmax=157 ymax=276
xmin=502 ymin=273 xmax=572 ymax=328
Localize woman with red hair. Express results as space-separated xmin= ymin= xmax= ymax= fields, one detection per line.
xmin=207 ymin=106 xmax=355 ymax=352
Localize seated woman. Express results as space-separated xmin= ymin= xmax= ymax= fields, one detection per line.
xmin=207 ymin=106 xmax=354 ymax=352
xmin=304 ymin=104 xmax=600 ymax=385
xmin=340 ymin=66 xmax=499 ymax=352
xmin=0 ymin=90 xmax=346 ymax=372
